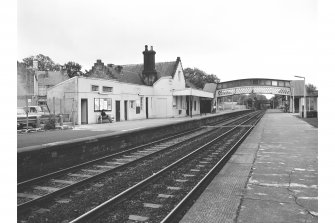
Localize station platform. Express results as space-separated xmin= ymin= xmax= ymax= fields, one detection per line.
xmin=180 ymin=110 xmax=318 ymax=223
xmin=17 ymin=110 xmax=239 ymax=149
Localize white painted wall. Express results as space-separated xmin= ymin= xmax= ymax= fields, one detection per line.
xmin=47 ymin=60 xmax=212 ymax=123
xmin=152 ymin=61 xmax=189 ymax=118
xmin=76 ymin=77 xmax=154 ymax=124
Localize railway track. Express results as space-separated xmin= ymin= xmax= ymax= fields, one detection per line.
xmin=17 ymin=112 xmax=251 ymax=208
xmin=68 ymin=110 xmax=264 ymax=222
xmin=17 ymin=110 xmax=262 ymax=222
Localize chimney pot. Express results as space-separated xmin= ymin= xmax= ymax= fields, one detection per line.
xmin=145 ymin=45 xmax=148 ymax=51
xmin=150 ymin=46 xmax=153 ymax=51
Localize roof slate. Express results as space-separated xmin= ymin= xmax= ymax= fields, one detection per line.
xmin=107 ymin=61 xmax=178 ymax=85
xmin=203 ymin=83 xmax=218 ymax=93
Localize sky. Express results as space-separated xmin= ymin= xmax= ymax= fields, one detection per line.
xmin=17 ymin=0 xmax=319 ymax=86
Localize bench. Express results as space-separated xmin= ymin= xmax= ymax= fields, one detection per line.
xmin=97 ymin=113 xmax=114 ymax=124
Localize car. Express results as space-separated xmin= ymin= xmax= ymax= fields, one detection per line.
xmin=27 ymin=105 xmax=50 ymax=116
xmin=17 ymin=105 xmax=51 ymax=129
xmin=17 ymin=107 xmax=38 ymax=129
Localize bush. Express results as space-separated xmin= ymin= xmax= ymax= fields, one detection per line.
xmin=44 ymin=115 xmax=56 ymax=130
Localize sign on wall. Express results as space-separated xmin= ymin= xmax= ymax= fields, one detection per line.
xmin=94 ymin=98 xmax=112 ymax=111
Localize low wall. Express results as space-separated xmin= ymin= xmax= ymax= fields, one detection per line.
xmin=18 ymin=110 xmax=249 ymax=181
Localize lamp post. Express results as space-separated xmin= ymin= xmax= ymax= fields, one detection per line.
xmin=294 ymin=76 xmax=306 ymax=118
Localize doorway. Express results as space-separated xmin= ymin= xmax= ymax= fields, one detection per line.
xmin=124 ymin=100 xmax=128 ymax=121
xmin=116 ymin=101 xmax=120 ymax=122
xmin=81 ymin=99 xmax=88 ymax=124
xmin=186 ymin=96 xmax=189 ymax=116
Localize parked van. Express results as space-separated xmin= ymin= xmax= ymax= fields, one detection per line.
xmin=17 ymin=105 xmax=51 ymax=129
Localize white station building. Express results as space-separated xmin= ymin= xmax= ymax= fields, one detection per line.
xmin=47 ymin=46 xmax=214 ymax=124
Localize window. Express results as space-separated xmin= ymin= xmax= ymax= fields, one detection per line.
xmin=130 ymin=101 xmax=135 ymax=109
xmin=102 ymin=86 xmax=113 ymax=93
xmin=173 ymin=97 xmax=177 ymax=108
xmin=278 ymin=81 xmax=284 ymax=87
xmin=194 ymin=100 xmax=197 ymax=110
xmin=272 ymin=81 xmax=278 ymax=86
xmin=178 ymin=71 xmax=181 ymax=81
xmin=94 ymin=98 xmax=112 ymax=111
xmin=92 ymin=85 xmax=99 ymax=92
xmin=136 ymin=99 xmax=140 ymax=114
xmin=178 ymin=96 xmax=182 ymax=109
xmin=140 ymin=97 xmax=143 ymax=110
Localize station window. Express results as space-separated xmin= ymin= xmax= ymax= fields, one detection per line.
xmin=259 ymin=80 xmax=265 ymax=85
xmin=136 ymin=99 xmax=141 ymax=114
xmin=130 ymin=100 xmax=135 ymax=109
xmin=253 ymin=80 xmax=258 ymax=85
xmin=91 ymin=85 xmax=99 ymax=92
xmin=140 ymin=97 xmax=143 ymax=110
xmin=94 ymin=98 xmax=112 ymax=111
xmin=102 ymin=86 xmax=113 ymax=93
xmin=285 ymin=81 xmax=290 ymax=87
xmin=278 ymin=81 xmax=284 ymax=87
xmin=178 ymin=96 xmax=182 ymax=109
xmin=272 ymin=81 xmax=278 ymax=86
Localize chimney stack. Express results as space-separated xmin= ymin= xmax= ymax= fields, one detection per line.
xmin=142 ymin=45 xmax=157 ymax=85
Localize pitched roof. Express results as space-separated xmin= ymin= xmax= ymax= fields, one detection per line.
xmin=290 ymin=80 xmax=305 ymax=96
xmin=203 ymin=83 xmax=218 ymax=93
xmin=108 ymin=61 xmax=178 ymax=85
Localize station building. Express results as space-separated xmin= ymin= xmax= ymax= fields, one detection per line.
xmin=47 ymin=46 xmax=213 ymax=124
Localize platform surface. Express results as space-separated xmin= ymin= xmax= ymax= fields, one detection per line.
xmin=17 ymin=110 xmax=238 ymax=149
xmin=180 ymin=110 xmax=318 ymax=223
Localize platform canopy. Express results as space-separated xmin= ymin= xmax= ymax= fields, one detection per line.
xmin=172 ymin=88 xmax=214 ymax=98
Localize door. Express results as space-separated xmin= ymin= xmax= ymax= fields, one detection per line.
xmin=124 ymin=100 xmax=128 ymax=121
xmin=146 ymin=97 xmax=149 ymax=119
xmin=81 ymin=99 xmax=88 ymax=124
xmin=116 ymin=100 xmax=120 ymax=122
xmin=186 ymin=96 xmax=189 ymax=116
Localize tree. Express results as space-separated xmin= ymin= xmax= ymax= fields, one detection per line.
xmin=63 ymin=61 xmax=83 ymax=78
xmin=22 ymin=54 xmax=60 ymax=71
xmin=184 ymin=67 xmax=220 ymax=89
xmin=306 ymin=84 xmax=317 ymax=95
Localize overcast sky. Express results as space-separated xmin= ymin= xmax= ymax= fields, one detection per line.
xmin=18 ymin=0 xmax=318 ymax=86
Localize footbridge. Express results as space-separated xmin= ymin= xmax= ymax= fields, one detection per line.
xmin=216 ymin=78 xmax=291 ymax=97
